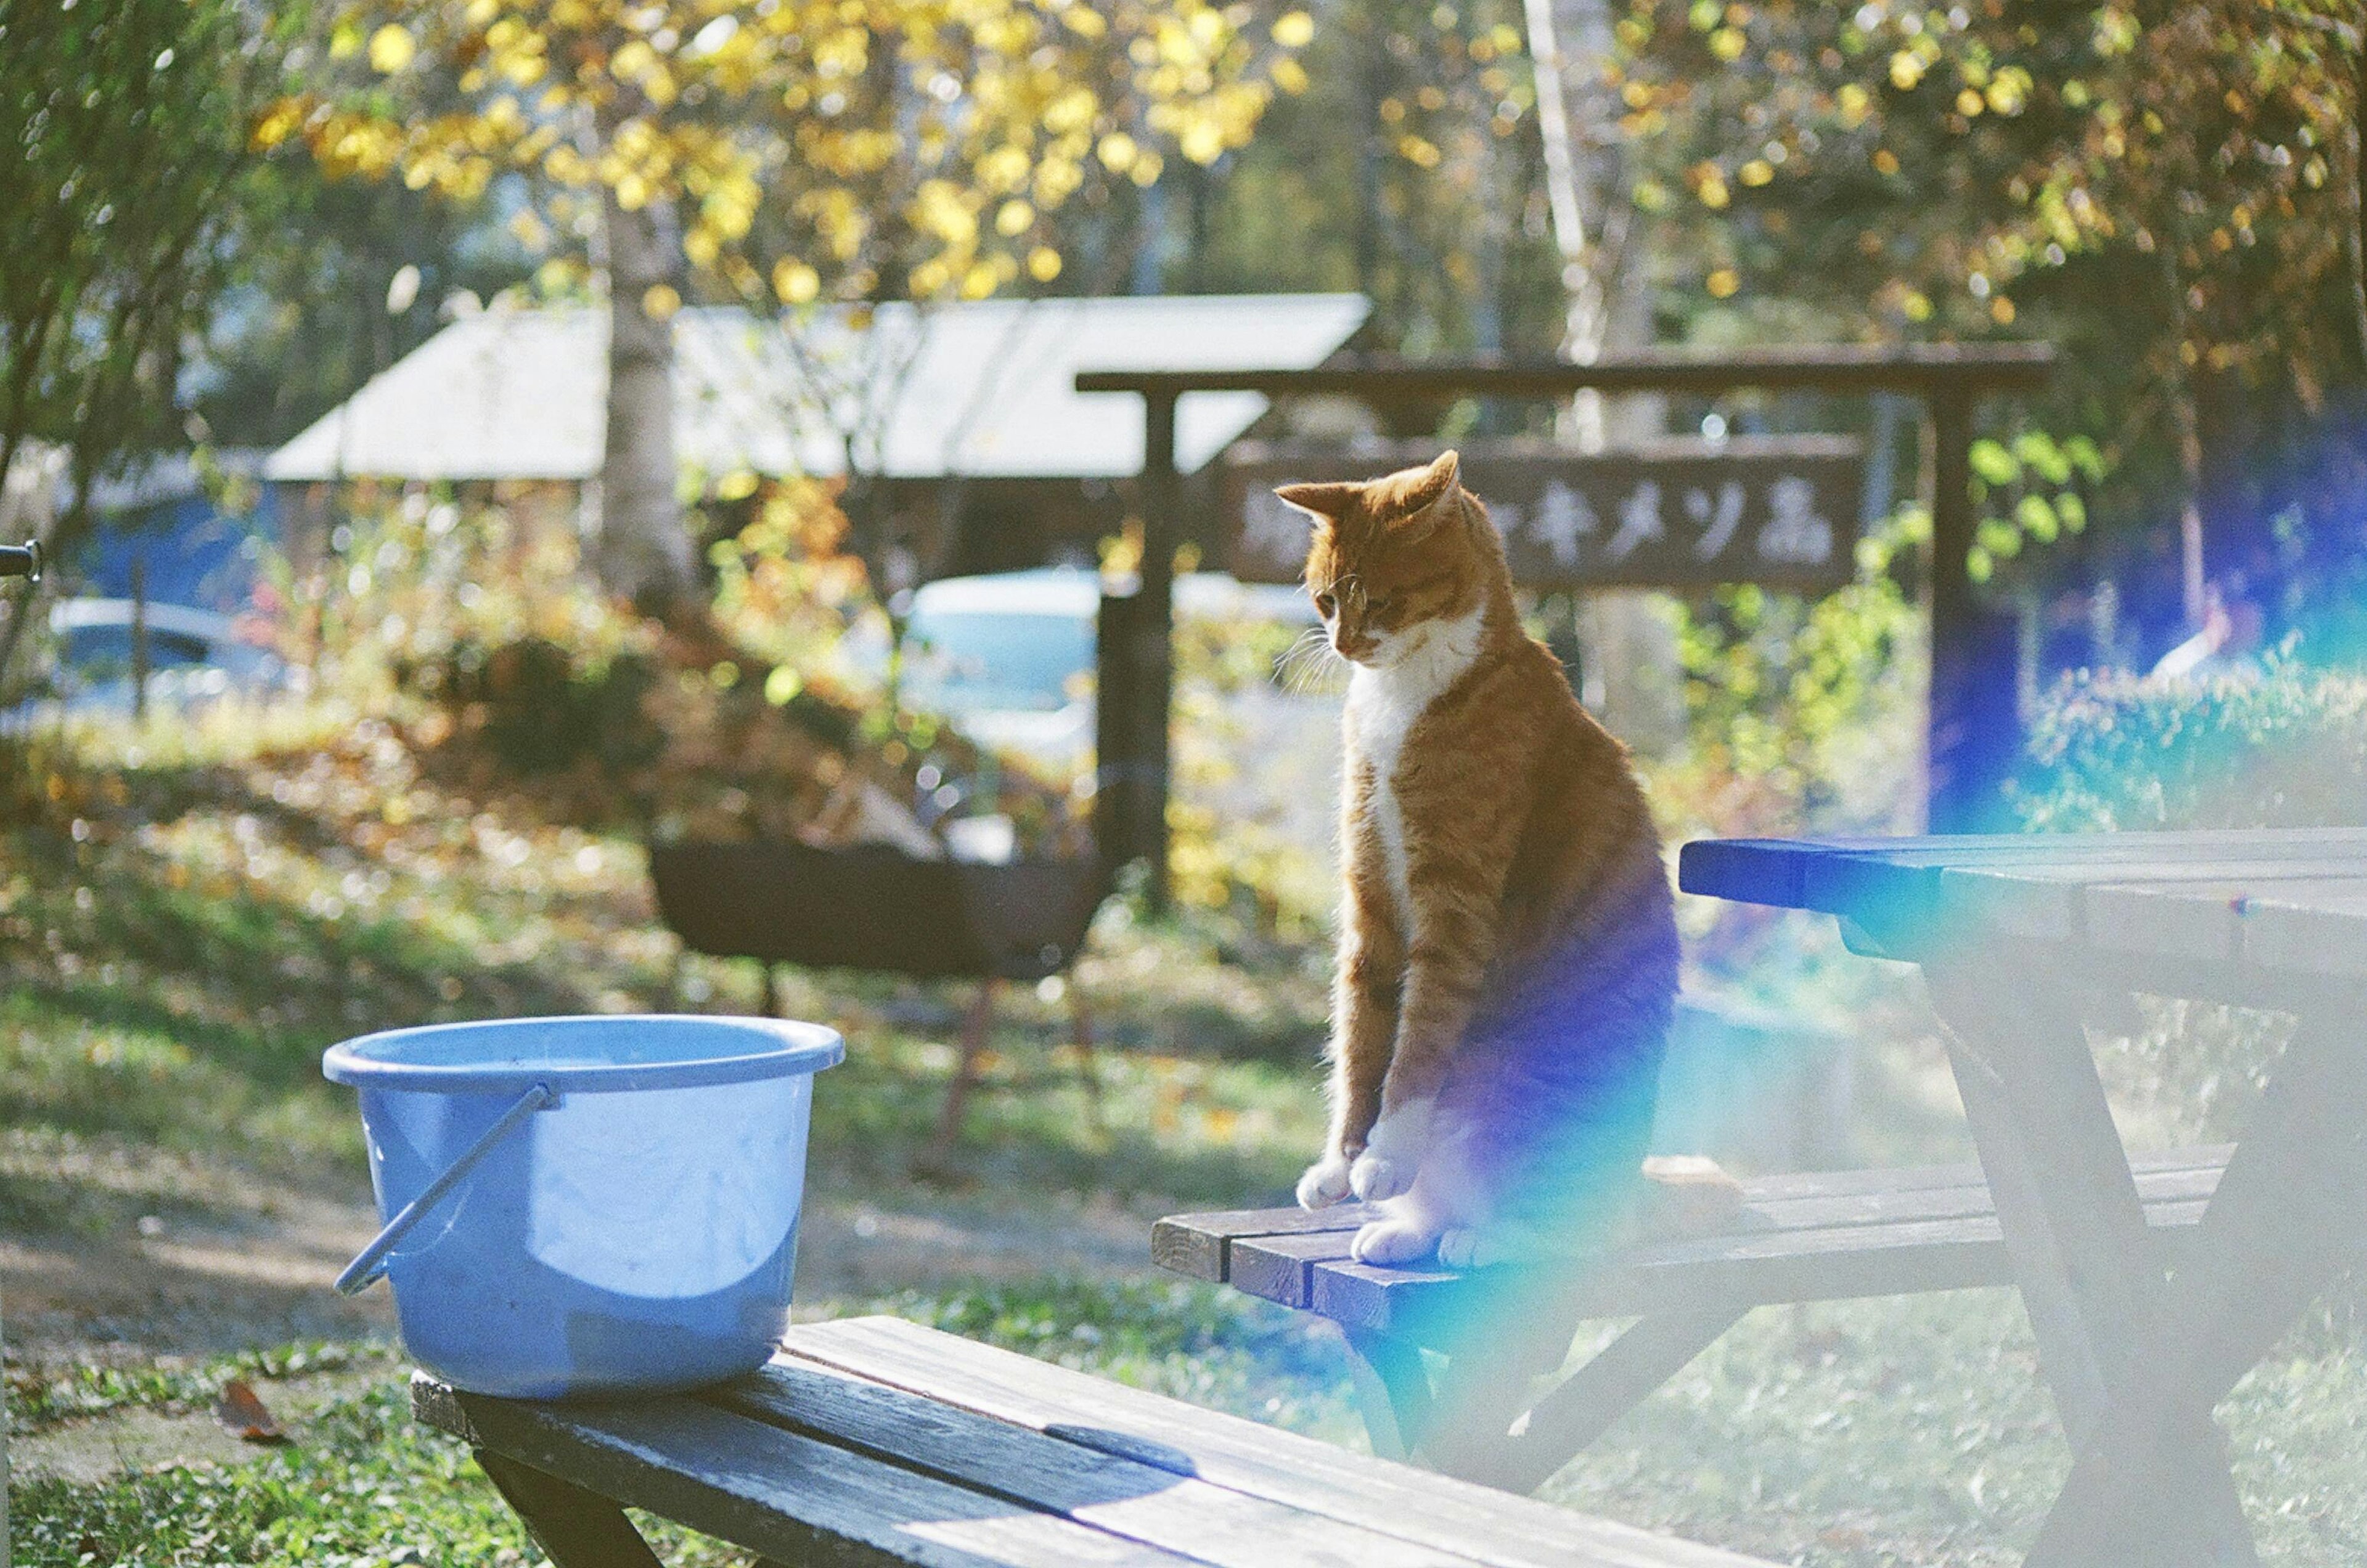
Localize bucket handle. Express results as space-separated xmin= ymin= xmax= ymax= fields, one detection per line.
xmin=335 ymin=1082 xmax=554 ymax=1295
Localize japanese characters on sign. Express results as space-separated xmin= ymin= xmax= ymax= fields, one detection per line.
xmin=1222 ymin=438 xmax=1866 ymax=591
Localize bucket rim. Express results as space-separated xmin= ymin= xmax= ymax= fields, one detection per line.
xmin=322 ymin=1014 xmax=844 ymax=1095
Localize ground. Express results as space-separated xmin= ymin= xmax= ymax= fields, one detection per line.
xmin=7 ymin=719 xmax=2366 ymax=1565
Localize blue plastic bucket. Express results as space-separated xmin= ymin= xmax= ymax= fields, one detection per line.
xmin=322 ymin=1015 xmax=842 ymax=1398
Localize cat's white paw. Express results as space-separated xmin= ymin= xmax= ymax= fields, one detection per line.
xmin=1435 ymin=1226 xmax=1487 ymax=1270
xmin=1349 ymin=1149 xmax=1412 ymax=1201
xmin=1297 ymin=1154 xmax=1354 ymax=1211
xmin=1352 ymin=1098 xmax=1433 ymax=1203
xmin=1350 ymin=1215 xmax=1441 ymax=1265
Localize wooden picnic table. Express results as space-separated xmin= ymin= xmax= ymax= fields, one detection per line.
xmin=415 ymin=1315 xmax=1778 ymax=1568
xmin=1678 ymin=827 xmax=2367 ymax=1567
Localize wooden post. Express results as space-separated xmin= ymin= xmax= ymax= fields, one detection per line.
xmin=1923 ymin=387 xmax=2019 ymax=833
xmin=1135 ymin=392 xmax=1180 ymax=910
xmin=1079 ymin=348 xmax=2055 ymax=881
xmin=129 ymin=554 xmax=149 ymax=724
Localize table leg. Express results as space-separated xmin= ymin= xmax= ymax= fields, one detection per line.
xmin=476 ymin=1448 xmax=667 ymax=1568
xmin=1922 ymin=957 xmax=2256 ymax=1567
xmin=1423 ymin=1301 xmax=1747 ymax=1493
xmin=1338 ymin=1325 xmax=1433 ymax=1461
xmin=2028 ymin=1000 xmax=2367 ymax=1562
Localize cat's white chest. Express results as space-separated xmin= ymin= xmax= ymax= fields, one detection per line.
xmin=1346 ymin=608 xmax=1484 ymax=924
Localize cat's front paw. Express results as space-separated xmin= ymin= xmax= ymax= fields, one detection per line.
xmin=1351 ymin=1097 xmax=1433 ymax=1201
xmin=1296 ymin=1154 xmax=1354 ymax=1210
xmin=1349 ymin=1149 xmax=1413 ymax=1201
xmin=1350 ymin=1215 xmax=1441 ymax=1265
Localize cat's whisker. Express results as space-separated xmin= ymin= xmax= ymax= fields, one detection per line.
xmin=1278 ymin=627 xmax=1346 ymax=695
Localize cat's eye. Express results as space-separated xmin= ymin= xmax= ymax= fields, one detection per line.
xmin=1367 ymin=594 xmax=1396 ymax=615
xmin=1314 ymin=591 xmax=1336 ymax=616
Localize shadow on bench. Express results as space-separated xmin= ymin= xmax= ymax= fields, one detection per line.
xmin=1156 ymin=1145 xmax=2231 ymax=1492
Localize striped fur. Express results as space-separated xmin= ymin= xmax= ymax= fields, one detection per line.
xmin=1276 ymin=451 xmax=1680 ymax=1267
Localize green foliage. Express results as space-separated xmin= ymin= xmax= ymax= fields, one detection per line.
xmin=0 ymin=0 xmax=274 ymax=463
xmin=1660 ymin=514 xmax=1926 ymax=836
xmin=2011 ymin=663 xmax=2367 ymax=1143
xmin=11 ymin=1340 xmax=394 ymax=1434
xmin=0 ymin=0 xmax=290 ymax=691
xmin=1611 ymin=0 xmax=2367 ymax=619
xmin=1964 ymin=431 xmax=2104 ymax=585
xmin=2013 ymin=661 xmax=2367 ymax=831
xmin=424 ymin=635 xmax=664 ymax=776
xmin=1182 ymin=0 xmax=1566 ymax=356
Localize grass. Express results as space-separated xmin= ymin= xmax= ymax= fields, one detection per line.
xmin=8 ymin=712 xmax=2367 ymax=1565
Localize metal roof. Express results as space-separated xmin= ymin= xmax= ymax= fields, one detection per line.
xmin=265 ymin=294 xmax=1370 ymax=486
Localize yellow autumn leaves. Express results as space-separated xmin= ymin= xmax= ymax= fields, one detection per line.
xmin=274 ymin=1 xmax=1313 ymax=312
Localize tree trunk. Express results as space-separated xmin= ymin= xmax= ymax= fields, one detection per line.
xmin=597 ymin=190 xmax=697 ymax=616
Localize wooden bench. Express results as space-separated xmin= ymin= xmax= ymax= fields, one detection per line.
xmin=1156 ymin=1145 xmax=2232 ymax=1492
xmin=415 ymin=1314 xmax=1778 ymax=1567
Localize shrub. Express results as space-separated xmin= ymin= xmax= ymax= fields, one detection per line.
xmin=1658 ymin=512 xmax=1928 ymax=842
xmin=2009 ymin=661 xmax=2367 ymax=1143
xmin=2012 ymin=661 xmax=2367 ymax=831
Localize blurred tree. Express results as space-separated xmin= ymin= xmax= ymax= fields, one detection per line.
xmin=0 ymin=0 xmax=282 ymax=685
xmin=1180 ymin=0 xmax=1570 ymax=365
xmin=1612 ymin=0 xmax=2367 ymax=650
xmin=194 ymin=150 xmax=533 ymax=448
xmin=276 ymin=0 xmax=1310 ymax=615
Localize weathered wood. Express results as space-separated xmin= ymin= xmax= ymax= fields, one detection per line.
xmin=1074 ymin=345 xmax=2056 ymax=401
xmin=782 ymin=1317 xmax=1773 ymax=1568
xmin=2029 ymin=1003 xmax=2367 ymax=1562
xmin=1426 ymin=1303 xmax=1749 ymax=1495
xmin=1338 ymin=1325 xmax=1433 ymax=1463
xmin=1224 ymin=437 xmax=1865 ymax=592
xmin=713 ymin=1358 xmax=1487 ymax=1568
xmin=1677 ymin=831 xmax=2367 ymax=979
xmin=1674 ymin=828 xmax=2367 ymax=1566
xmin=415 ymin=1372 xmax=1193 ymax=1568
xmin=1150 ymin=1201 xmax=1381 ymax=1281
xmin=1161 ymin=1150 xmax=2227 ymax=1270
xmin=1177 ymin=1158 xmax=2223 ymax=1338
xmin=1304 ymin=1204 xmax=2210 ymax=1341
xmin=1922 ymin=957 xmax=2255 ymax=1568
xmin=473 ymin=1449 xmax=667 ymax=1568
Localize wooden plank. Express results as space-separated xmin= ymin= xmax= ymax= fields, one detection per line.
xmin=1073 ymin=344 xmax=2058 ymax=402
xmin=1190 ymin=1151 xmax=2230 ymax=1317
xmin=2238 ymin=886 xmax=2367 ymax=979
xmin=412 ymin=1374 xmax=1195 ymax=1568
xmin=1151 ymin=1203 xmax=1378 ymax=1282
xmin=1229 ymin=1230 xmax=1347 ymax=1307
xmin=1936 ymin=863 xmax=2367 ymax=945
xmin=1746 ymin=1158 xmax=2220 ymax=1232
xmin=1305 ymin=1200 xmax=2212 ymax=1341
xmin=782 ymin=1318 xmax=1774 ymax=1568
xmin=711 ymin=1359 xmax=1488 ymax=1568
xmin=1678 ymin=831 xmax=2367 ymax=925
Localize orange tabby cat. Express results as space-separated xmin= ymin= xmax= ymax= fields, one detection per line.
xmin=1278 ymin=451 xmax=1679 ymax=1268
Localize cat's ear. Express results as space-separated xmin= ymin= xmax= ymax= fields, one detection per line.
xmin=1419 ymin=449 xmax=1461 ymax=499
xmin=1273 ymin=481 xmax=1359 ymax=525
xmin=1389 ymin=450 xmax=1463 ymax=537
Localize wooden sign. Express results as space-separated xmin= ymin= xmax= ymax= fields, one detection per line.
xmin=1222 ymin=436 xmax=1866 ymax=591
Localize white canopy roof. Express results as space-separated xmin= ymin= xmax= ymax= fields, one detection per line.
xmin=266 ymin=293 xmax=1370 ymax=485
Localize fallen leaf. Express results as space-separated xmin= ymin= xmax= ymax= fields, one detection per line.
xmin=214 ymin=1379 xmax=288 ymax=1443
